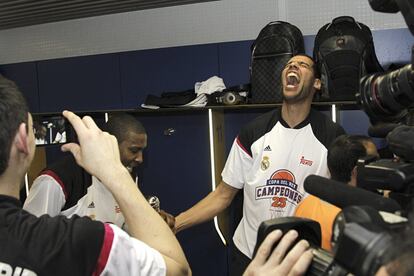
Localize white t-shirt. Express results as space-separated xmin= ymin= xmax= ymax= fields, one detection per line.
xmin=99 ymin=223 xmax=167 ymax=275
xmin=222 ymin=108 xmax=345 ymax=258
xmin=24 ymin=156 xmax=125 ymax=229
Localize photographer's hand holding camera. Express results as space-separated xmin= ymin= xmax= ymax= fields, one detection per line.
xmin=244 ymin=230 xmax=313 ymax=276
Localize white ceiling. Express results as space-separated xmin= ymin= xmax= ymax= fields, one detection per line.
xmin=0 ymin=0 xmax=218 ymax=30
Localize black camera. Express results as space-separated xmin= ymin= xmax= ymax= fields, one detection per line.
xmin=356 ymin=0 xmax=414 ymax=124
xmin=356 ymin=125 xmax=414 ymax=214
xmin=254 ymin=206 xmax=408 ymax=276
xmin=356 ymin=0 xmax=414 ymax=213
xmin=219 ymin=91 xmax=245 ymax=105
xmin=213 ymin=90 xmax=247 ymax=106
xmin=357 ymin=64 xmax=414 ymax=123
xmin=207 ymin=85 xmax=249 ymax=106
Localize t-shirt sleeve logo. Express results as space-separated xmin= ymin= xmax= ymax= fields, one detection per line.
xmin=300 ymin=156 xmax=313 ymax=166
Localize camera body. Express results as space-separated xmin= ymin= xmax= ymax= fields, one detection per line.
xmin=207 ymin=85 xmax=249 ymax=106
xmin=211 ymin=90 xmax=247 ymax=106
xmin=255 ymin=206 xmax=407 ymax=276
xmin=356 ymin=0 xmax=414 ymax=214
xmin=357 ymin=0 xmax=414 ymax=124
xmin=218 ymin=91 xmax=245 ymax=105
xmin=357 ymin=63 xmax=414 ymax=124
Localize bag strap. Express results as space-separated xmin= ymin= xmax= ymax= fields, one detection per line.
xmin=325 ymin=16 xmax=362 ymax=31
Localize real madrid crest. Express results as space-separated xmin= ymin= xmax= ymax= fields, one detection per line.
xmin=261 ymin=156 xmax=270 ymax=171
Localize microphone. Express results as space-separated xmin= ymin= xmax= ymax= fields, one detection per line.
xmin=146 ymin=195 xmax=160 ymax=212
xmin=304 ymin=175 xmax=401 ymax=212
xmin=367 ymin=123 xmax=400 ymax=138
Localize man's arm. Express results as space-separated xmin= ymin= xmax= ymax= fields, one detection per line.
xmin=175 ymin=180 xmax=239 ymax=233
xmin=159 ymin=209 xmax=176 ymax=229
xmin=23 ymin=175 xmax=65 ymax=216
xmin=62 ymin=111 xmax=191 ymax=276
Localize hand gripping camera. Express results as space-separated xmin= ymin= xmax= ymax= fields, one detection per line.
xmin=254 ymin=205 xmax=407 ymax=276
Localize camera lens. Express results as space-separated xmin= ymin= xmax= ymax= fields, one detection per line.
xmin=224 ymin=93 xmax=236 ymax=104
xmin=357 ymin=64 xmax=414 ymax=123
xmin=222 ymin=91 xmax=243 ymax=105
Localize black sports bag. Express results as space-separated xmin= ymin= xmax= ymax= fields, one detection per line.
xmin=313 ymin=16 xmax=383 ymax=101
xmin=250 ymin=21 xmax=305 ymax=104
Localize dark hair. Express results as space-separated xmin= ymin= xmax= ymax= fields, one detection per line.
xmin=294 ymin=54 xmax=321 ymax=79
xmin=327 ymin=135 xmax=373 ymax=183
xmin=0 ymin=75 xmax=29 ymax=175
xmin=103 ymin=113 xmax=146 ymax=143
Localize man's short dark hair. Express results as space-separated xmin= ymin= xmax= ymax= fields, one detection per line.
xmin=103 ymin=113 xmax=146 ymax=143
xmin=327 ymin=135 xmax=373 ymax=183
xmin=0 ymin=75 xmax=29 ymax=175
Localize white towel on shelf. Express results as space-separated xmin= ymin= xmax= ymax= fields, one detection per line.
xmin=181 ymin=94 xmax=207 ymax=107
xmin=194 ymin=76 xmax=226 ymax=96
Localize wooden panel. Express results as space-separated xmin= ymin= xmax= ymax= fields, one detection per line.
xmin=27 ymin=146 xmax=47 ymax=188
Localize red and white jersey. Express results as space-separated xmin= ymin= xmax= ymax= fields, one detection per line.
xmin=222 ymin=108 xmax=345 ymax=258
xmin=24 ymin=156 xmax=125 ymax=229
xmin=1 ymin=195 xmax=166 ymax=276
xmin=97 ymin=223 xmax=166 ymax=276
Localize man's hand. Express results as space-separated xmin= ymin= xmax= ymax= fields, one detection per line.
xmin=61 ymin=110 xmax=127 ymax=184
xmin=61 ymin=111 xmax=191 ymax=275
xmin=159 ymin=210 xmax=175 ymax=230
xmin=243 ymin=230 xmax=313 ymax=276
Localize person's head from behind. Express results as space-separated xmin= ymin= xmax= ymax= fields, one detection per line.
xmin=328 ymin=134 xmax=379 ymax=186
xmin=0 ymin=75 xmax=34 ymax=184
xmin=281 ymin=54 xmax=321 ymax=104
xmin=103 ymin=114 xmax=147 ymax=172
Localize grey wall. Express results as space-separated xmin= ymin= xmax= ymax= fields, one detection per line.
xmin=0 ymin=0 xmax=407 ymax=64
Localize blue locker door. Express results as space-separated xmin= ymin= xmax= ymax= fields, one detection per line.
xmin=37 ymin=54 xmax=122 ymax=112
xmin=120 ymin=43 xmax=220 ymax=109
xmin=135 ymin=111 xmax=228 ymax=276
xmin=0 ymin=62 xmax=40 ymax=113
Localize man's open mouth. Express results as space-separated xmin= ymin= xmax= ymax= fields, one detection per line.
xmin=286 ymin=71 xmax=300 ymax=88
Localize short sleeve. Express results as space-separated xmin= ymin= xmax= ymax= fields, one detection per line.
xmin=93 ymin=224 xmax=166 ymax=276
xmin=222 ymin=136 xmax=253 ymax=189
xmin=23 ymin=174 xmax=66 ymax=216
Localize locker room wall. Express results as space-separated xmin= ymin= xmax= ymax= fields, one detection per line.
xmin=2 ymin=27 xmax=412 ymax=276
xmin=0 ymin=0 xmax=407 ymax=64
xmin=0 ymin=1 xmax=413 ymax=275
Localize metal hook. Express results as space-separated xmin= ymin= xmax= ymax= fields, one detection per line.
xmin=164 ymin=128 xmax=176 ymax=136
